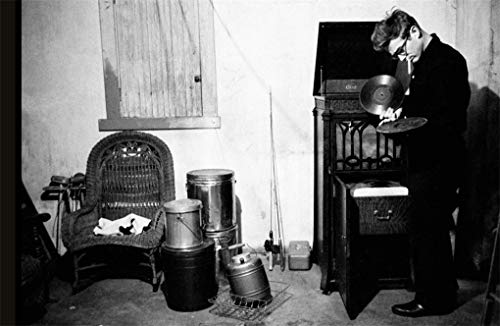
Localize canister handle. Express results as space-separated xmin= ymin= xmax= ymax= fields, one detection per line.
xmin=176 ymin=214 xmax=203 ymax=242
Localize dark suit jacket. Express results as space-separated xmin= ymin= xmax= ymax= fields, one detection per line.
xmin=403 ymin=34 xmax=470 ymax=173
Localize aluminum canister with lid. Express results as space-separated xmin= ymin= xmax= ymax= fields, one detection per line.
xmin=186 ymin=169 xmax=236 ymax=232
xmin=225 ymin=252 xmax=273 ymax=304
xmin=163 ymin=198 xmax=204 ymax=249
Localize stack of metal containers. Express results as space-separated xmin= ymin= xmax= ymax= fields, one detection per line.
xmin=160 ymin=197 xmax=217 ymax=312
xmin=160 ymin=168 xmax=273 ymax=312
xmin=186 ymin=169 xmax=241 ymax=280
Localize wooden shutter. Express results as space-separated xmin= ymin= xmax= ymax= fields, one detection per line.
xmin=98 ymin=0 xmax=220 ymax=130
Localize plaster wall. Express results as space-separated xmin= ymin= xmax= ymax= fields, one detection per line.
xmin=454 ymin=0 xmax=499 ymax=270
xmin=22 ymin=0 xmax=460 ymax=252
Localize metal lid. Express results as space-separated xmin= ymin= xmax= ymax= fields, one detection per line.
xmin=226 ymin=253 xmax=263 ymax=274
xmin=186 ymin=169 xmax=234 ymax=182
xmin=230 ymin=252 xmax=252 ymax=264
xmin=161 ymin=239 xmax=215 ymax=255
xmin=163 ymin=198 xmax=202 ymax=213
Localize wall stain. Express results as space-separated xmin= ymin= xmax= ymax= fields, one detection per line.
xmin=104 ymin=59 xmax=121 ymax=119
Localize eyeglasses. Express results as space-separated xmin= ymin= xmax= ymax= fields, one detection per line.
xmin=391 ymin=38 xmax=408 ymax=60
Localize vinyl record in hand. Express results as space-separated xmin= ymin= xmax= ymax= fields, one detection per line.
xmin=376 ymin=117 xmax=428 ymax=134
xmin=359 ymin=75 xmax=405 ymax=115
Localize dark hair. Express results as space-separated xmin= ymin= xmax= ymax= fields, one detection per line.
xmin=371 ymin=8 xmax=420 ymax=52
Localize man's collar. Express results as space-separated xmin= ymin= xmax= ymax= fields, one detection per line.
xmin=418 ymin=33 xmax=440 ymax=65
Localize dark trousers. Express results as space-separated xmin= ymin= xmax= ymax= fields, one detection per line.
xmin=407 ymin=164 xmax=459 ymax=308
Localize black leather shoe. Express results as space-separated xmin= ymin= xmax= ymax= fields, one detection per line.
xmin=391 ymin=300 xmax=455 ymax=317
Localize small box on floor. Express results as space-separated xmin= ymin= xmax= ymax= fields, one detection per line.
xmin=288 ymin=240 xmax=312 ymax=270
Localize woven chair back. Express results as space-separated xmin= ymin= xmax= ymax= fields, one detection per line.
xmin=85 ymin=131 xmax=175 ymax=223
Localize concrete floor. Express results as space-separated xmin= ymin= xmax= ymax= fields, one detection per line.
xmin=30 ymin=253 xmax=496 ymax=326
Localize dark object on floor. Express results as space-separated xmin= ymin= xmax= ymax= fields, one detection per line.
xmin=19 ymin=181 xmax=58 ymax=324
xmin=61 ymin=131 xmax=175 ymax=293
xmin=20 ymin=255 xmax=47 ymax=324
xmin=160 ymin=240 xmax=218 ymax=312
xmin=481 ymin=214 xmax=500 ymax=326
xmin=391 ymin=299 xmax=455 ymax=317
xmin=55 ymin=252 xmax=75 ymax=282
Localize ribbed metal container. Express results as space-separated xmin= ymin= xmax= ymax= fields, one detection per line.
xmin=225 ymin=253 xmax=273 ymax=304
xmin=186 ymin=169 xmax=235 ymax=232
xmin=163 ymin=198 xmax=203 ymax=249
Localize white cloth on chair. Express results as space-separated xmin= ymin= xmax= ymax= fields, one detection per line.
xmin=93 ymin=213 xmax=151 ymax=236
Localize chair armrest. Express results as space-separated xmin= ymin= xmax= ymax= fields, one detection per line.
xmin=61 ymin=202 xmax=97 ymax=249
xmin=145 ymin=207 xmax=166 ymax=245
xmin=23 ymin=213 xmax=51 ymax=225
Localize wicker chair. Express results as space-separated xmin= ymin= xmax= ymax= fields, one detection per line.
xmin=62 ymin=131 xmax=175 ymax=293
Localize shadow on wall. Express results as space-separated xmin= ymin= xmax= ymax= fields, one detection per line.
xmin=455 ymin=83 xmax=499 ymax=279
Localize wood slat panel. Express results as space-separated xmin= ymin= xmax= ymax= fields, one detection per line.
xmin=129 ymin=0 xmax=140 ymax=117
xmin=198 ymin=0 xmax=218 ymax=117
xmin=180 ymin=0 xmax=201 ymax=116
xmin=161 ymin=0 xmax=175 ymax=117
xmin=116 ymin=0 xmax=143 ymax=117
xmin=169 ymin=0 xmax=183 ymax=117
xmin=162 ymin=0 xmax=202 ymax=117
xmin=116 ymin=0 xmax=133 ymax=117
xmin=134 ymin=0 xmax=145 ymax=117
xmin=99 ymin=116 xmax=221 ymax=130
xmin=132 ymin=0 xmax=142 ymax=117
xmin=181 ymin=0 xmax=193 ymax=116
xmin=99 ymin=0 xmax=218 ymax=129
xmin=146 ymin=0 xmax=161 ymax=118
xmin=138 ymin=0 xmax=152 ymax=117
xmin=98 ymin=0 xmax=121 ymax=119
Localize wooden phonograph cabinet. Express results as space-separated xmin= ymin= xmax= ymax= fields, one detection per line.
xmin=312 ymin=22 xmax=413 ymax=319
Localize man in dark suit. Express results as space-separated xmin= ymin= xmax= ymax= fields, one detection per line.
xmin=371 ymin=9 xmax=471 ymax=317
